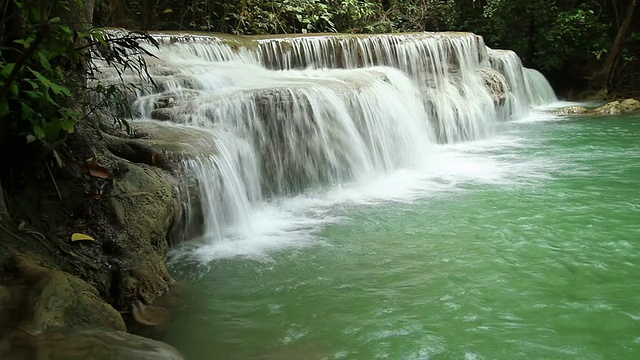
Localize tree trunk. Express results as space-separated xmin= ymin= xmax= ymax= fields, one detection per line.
xmin=140 ymin=0 xmax=159 ymax=30
xmin=107 ymin=0 xmax=128 ymax=27
xmin=601 ymin=0 xmax=638 ymax=88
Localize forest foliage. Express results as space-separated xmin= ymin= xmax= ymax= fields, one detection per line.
xmin=0 ymin=0 xmax=638 ymax=148
xmin=0 ymin=0 xmax=155 ymax=148
xmin=99 ymin=0 xmax=638 ymax=93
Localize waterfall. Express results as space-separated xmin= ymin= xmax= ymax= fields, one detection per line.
xmin=101 ymin=32 xmax=557 ymax=245
xmin=524 ymin=68 xmax=557 ymax=106
xmin=488 ymin=48 xmax=557 ymax=118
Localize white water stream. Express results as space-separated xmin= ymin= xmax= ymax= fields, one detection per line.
xmin=101 ymin=32 xmax=557 ymax=260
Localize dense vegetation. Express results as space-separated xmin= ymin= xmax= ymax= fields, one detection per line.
xmin=0 ymin=0 xmax=638 ymax=150
xmin=98 ymin=0 xmax=639 ymax=96
xmin=0 ymin=0 xmax=155 ymax=149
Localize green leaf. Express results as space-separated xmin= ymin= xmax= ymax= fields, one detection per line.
xmin=30 ymin=68 xmax=53 ymax=88
xmin=14 ymin=37 xmax=34 ymax=48
xmin=59 ymin=25 xmax=73 ymax=36
xmin=24 ymin=90 xmax=40 ymax=99
xmin=0 ymin=98 xmax=9 ymax=116
xmin=1 ymin=63 xmax=15 ymax=78
xmin=54 ymin=84 xmax=71 ymax=96
xmin=25 ymin=79 xmax=39 ymax=89
xmin=60 ymin=117 xmax=76 ymax=133
xmin=30 ymin=68 xmax=69 ymax=96
xmin=42 ymin=121 xmax=62 ymax=141
xmin=37 ymin=52 xmax=52 ymax=71
xmin=9 ymin=82 xmax=18 ymax=96
xmin=93 ymin=31 xmax=108 ymax=48
xmin=32 ymin=124 xmax=45 ymax=139
xmin=21 ymin=102 xmax=35 ymax=118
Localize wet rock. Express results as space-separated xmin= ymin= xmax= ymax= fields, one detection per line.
xmin=478 ymin=69 xmax=509 ymax=106
xmin=594 ymin=98 xmax=640 ymax=114
xmin=150 ymin=108 xmax=174 ymax=121
xmin=131 ymin=301 xmax=171 ymax=327
xmin=556 ymin=99 xmax=640 ymax=116
xmin=595 ymin=100 xmax=623 ymax=114
xmin=106 ymin=163 xmax=176 ymax=307
xmin=14 ymin=255 xmax=126 ymax=333
xmin=556 ymin=106 xmax=589 ymax=115
xmin=153 ymin=90 xmax=202 ymax=110
xmin=621 ymin=98 xmax=640 ymax=110
xmin=0 ymin=327 xmax=184 ymax=360
xmin=149 ymin=106 xmax=193 ymax=123
xmin=103 ymin=121 xmax=217 ymax=170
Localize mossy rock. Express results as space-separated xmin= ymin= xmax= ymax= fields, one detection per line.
xmin=13 ymin=255 xmax=125 ymax=333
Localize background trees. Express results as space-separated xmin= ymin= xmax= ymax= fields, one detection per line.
xmin=90 ymin=0 xmax=639 ymax=97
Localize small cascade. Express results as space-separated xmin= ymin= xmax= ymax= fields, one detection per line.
xmin=523 ymin=68 xmax=557 ymax=106
xmin=488 ymin=48 xmax=557 ymax=117
xmin=97 ymin=31 xmax=558 ymax=244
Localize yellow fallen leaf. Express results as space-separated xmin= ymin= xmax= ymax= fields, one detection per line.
xmin=71 ymin=233 xmax=95 ymax=242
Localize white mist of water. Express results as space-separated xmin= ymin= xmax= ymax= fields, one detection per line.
xmin=115 ymin=32 xmax=559 ymax=261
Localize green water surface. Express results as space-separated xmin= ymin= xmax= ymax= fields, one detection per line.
xmin=165 ymin=114 xmax=640 ymax=359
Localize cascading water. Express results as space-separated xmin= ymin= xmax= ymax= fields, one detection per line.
xmin=488 ymin=48 xmax=557 ymax=118
xmin=98 ymin=32 xmax=557 ymax=250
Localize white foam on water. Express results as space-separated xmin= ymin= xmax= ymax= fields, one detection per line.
xmin=178 ymin=133 xmax=559 ymax=263
xmin=511 ymin=102 xmax=583 ymax=124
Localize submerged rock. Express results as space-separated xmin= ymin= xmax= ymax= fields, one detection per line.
xmin=0 ymin=327 xmax=184 ymax=360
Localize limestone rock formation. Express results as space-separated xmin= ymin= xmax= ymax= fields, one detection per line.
xmin=478 ymin=69 xmax=509 ymax=106
xmin=556 ymin=106 xmax=589 ymax=115
xmin=594 ymin=99 xmax=640 ymax=114
xmin=556 ymin=99 xmax=640 ymax=116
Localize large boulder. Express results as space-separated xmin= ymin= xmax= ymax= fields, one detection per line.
xmin=11 ymin=254 xmax=126 ymax=334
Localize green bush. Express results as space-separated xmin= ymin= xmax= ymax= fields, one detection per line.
xmin=0 ymin=0 xmax=156 ymax=148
